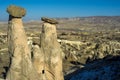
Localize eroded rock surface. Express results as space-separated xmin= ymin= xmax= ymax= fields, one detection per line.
xmin=6 ymin=5 xmax=40 ymax=80
xmin=32 ymin=18 xmax=64 ymax=80
xmin=59 ymin=39 xmax=120 ymax=64
xmin=69 ymin=56 xmax=120 ymax=80
xmin=41 ymin=17 xmax=58 ymax=24
xmin=7 ymin=5 xmax=26 ymax=18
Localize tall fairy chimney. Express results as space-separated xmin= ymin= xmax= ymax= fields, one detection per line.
xmin=6 ymin=5 xmax=40 ymax=80
xmin=33 ymin=17 xmax=64 ymax=80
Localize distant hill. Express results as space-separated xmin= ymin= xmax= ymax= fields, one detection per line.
xmin=0 ymin=16 xmax=120 ymax=32
xmin=56 ymin=16 xmax=120 ymax=32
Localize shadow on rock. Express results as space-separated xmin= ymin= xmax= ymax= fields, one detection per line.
xmin=65 ymin=55 xmax=120 ymax=80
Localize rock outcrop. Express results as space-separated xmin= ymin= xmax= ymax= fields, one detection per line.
xmin=59 ymin=39 xmax=120 ymax=64
xmin=33 ymin=17 xmax=64 ymax=80
xmin=7 ymin=5 xmax=26 ymax=18
xmin=6 ymin=5 xmax=40 ymax=80
xmin=69 ymin=56 xmax=120 ymax=80
xmin=41 ymin=17 xmax=58 ymax=24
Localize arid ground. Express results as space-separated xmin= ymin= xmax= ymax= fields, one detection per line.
xmin=0 ymin=16 xmax=120 ymax=80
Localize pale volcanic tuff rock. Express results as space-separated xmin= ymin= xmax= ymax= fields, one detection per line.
xmin=6 ymin=5 xmax=40 ymax=80
xmin=32 ymin=17 xmax=64 ymax=80
xmin=59 ymin=39 xmax=120 ymax=64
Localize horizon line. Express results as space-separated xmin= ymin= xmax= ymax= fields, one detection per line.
xmin=0 ymin=15 xmax=120 ymax=22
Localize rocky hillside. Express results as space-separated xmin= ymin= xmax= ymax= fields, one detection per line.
xmin=0 ymin=16 xmax=120 ymax=80
xmin=69 ymin=56 xmax=120 ymax=80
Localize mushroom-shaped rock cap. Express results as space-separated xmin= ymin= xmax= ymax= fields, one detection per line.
xmin=7 ymin=5 xmax=26 ymax=18
xmin=41 ymin=17 xmax=58 ymax=24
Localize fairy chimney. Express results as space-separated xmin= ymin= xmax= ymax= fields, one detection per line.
xmin=6 ymin=5 xmax=40 ymax=80
xmin=33 ymin=17 xmax=64 ymax=80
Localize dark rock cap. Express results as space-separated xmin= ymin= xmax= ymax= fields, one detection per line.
xmin=41 ymin=17 xmax=58 ymax=24
xmin=7 ymin=5 xmax=26 ymax=18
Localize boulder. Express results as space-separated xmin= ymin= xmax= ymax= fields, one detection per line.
xmin=7 ymin=5 xmax=26 ymax=18
xmin=41 ymin=17 xmax=58 ymax=24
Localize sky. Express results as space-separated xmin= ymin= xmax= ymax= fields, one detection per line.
xmin=0 ymin=0 xmax=120 ymax=21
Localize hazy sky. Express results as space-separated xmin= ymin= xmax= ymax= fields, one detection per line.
xmin=0 ymin=0 xmax=120 ymax=21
